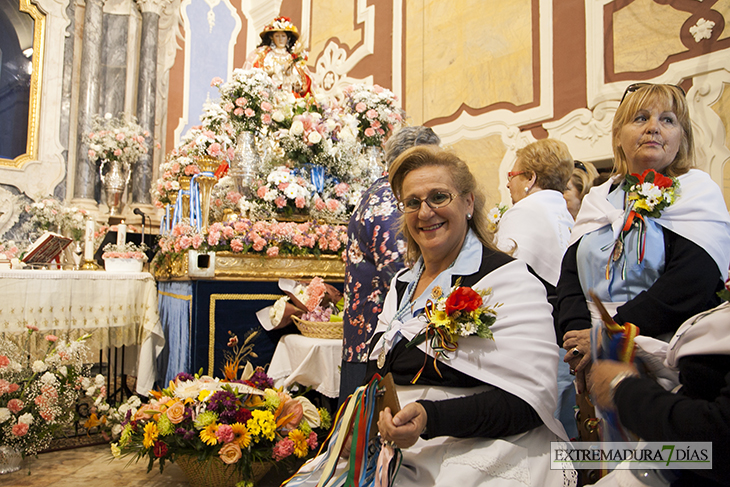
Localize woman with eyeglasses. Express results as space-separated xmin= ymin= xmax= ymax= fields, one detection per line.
xmin=557 ymin=84 xmax=730 ymax=474
xmin=362 ymin=146 xmax=575 ymax=486
xmin=564 ymin=160 xmax=600 ymax=220
xmin=496 ymin=138 xmax=578 ymax=438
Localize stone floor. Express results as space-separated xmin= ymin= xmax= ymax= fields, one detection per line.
xmin=1 ymin=443 xmax=295 ymax=487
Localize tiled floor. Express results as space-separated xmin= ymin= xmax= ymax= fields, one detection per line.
xmin=0 ymin=443 xmax=295 ymax=487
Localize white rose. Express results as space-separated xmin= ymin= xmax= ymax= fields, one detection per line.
xmin=129 ymin=396 xmax=142 ymax=408
xmin=307 ymin=131 xmax=323 ymax=145
xmin=290 ymin=120 xmax=305 ymax=136
xmin=58 ymin=366 xmax=68 ymax=377
xmin=272 ymin=110 xmax=285 ymax=123
xmin=0 ymin=408 xmax=10 ymax=423
xmin=111 ymin=424 xmax=123 ymax=437
xmin=40 ymin=371 xmax=56 ymax=385
xmin=32 ymin=360 xmax=47 ymax=373
xmin=94 ymin=374 xmax=105 ymax=387
xmin=18 ymin=413 xmax=34 ymax=425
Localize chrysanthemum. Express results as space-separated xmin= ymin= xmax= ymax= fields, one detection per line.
xmin=200 ymin=423 xmax=219 ymax=446
xmin=231 ymin=422 xmax=251 ymax=448
xmin=157 ymin=413 xmax=174 ymax=436
xmin=143 ymin=421 xmax=159 ymax=449
xmin=194 ymin=410 xmax=219 ymax=430
xmin=289 ymin=429 xmax=309 ymax=458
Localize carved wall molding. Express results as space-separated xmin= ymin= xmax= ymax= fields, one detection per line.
xmin=544 ymin=101 xmax=616 ymax=164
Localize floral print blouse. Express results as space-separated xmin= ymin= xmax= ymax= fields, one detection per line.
xmin=342 ymin=177 xmax=406 ymax=363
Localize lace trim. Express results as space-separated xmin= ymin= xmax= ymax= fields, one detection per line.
xmin=442 ymin=450 xmax=531 ymax=485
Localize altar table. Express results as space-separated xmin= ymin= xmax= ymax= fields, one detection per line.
xmin=268 ymin=334 xmax=342 ymax=398
xmin=0 ymin=269 xmax=165 ymax=395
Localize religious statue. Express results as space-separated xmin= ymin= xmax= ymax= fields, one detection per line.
xmin=245 ymin=17 xmax=313 ymax=97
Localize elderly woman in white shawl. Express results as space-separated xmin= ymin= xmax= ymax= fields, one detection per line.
xmin=367 ymin=146 xmax=575 ymax=486
xmin=558 ymin=83 xmax=730 ymax=390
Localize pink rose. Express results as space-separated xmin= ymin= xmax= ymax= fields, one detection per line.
xmin=364 ymin=127 xmax=376 ymax=137
xmin=262 ymin=114 xmax=272 ymax=124
xmin=235 ymin=97 xmax=247 ymax=107
xmin=275 ymin=196 xmax=287 ymax=208
xmin=355 ymin=102 xmax=367 ymax=113
xmin=26 ymin=325 xmax=39 ymax=332
xmin=335 ymin=183 xmax=349 ymax=197
xmin=184 ymin=165 xmax=200 ymax=176
xmin=267 ymin=246 xmax=279 ymax=257
xmin=233 ymin=107 xmax=244 ymax=117
xmin=373 ymin=84 xmax=384 ymax=93
xmin=210 ymin=77 xmax=223 ymax=87
xmin=257 ymin=186 xmax=268 ymax=198
xmin=207 ymin=142 xmax=222 ymax=157
xmin=0 ymin=356 xmax=9 ymax=368
xmin=45 ymin=335 xmax=58 ymax=342
xmin=227 ymin=191 xmax=242 ymax=204
xmin=12 ymin=423 xmax=29 ymax=437
xmin=114 ymin=148 xmax=122 ymax=156
xmin=366 ymin=109 xmax=378 ymax=119
xmin=224 ymin=102 xmax=235 ymax=112
xmin=295 ymin=196 xmax=306 ymax=209
xmin=371 ymin=120 xmax=381 ymax=129
xmin=261 ymin=101 xmax=272 ymax=111
xmin=244 ymin=108 xmax=255 ymax=118
xmin=278 ymin=182 xmax=290 ymax=191
xmin=314 ymin=198 xmax=326 ymax=211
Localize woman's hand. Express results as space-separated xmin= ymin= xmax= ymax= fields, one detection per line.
xmin=377 ymin=403 xmax=427 ymax=449
xmin=587 ymin=360 xmax=639 ymax=410
xmin=563 ymin=329 xmax=592 ymax=373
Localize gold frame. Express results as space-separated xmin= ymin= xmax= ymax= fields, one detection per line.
xmin=0 ymin=0 xmax=45 ymax=168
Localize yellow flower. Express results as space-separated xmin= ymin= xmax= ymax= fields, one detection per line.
xmin=198 ymin=390 xmax=212 ymax=402
xmin=143 ymin=422 xmax=159 ymax=449
xmin=246 ymin=410 xmax=276 ymax=442
xmin=231 ymin=422 xmax=251 ymax=448
xmin=200 ymin=423 xmax=219 ymax=446
xmin=110 ymin=442 xmax=121 ymax=459
xmin=289 ymin=429 xmax=309 ymax=458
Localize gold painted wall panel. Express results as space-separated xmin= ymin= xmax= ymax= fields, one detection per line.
xmin=613 ymin=0 xmax=690 ymax=74
xmin=448 ymin=134 xmax=506 ymax=209
xmin=715 ymin=0 xmax=730 ymax=40
xmin=710 ymin=82 xmax=730 ymax=208
xmin=310 ymin=1 xmax=362 ymax=56
xmin=405 ymin=0 xmax=533 ymax=124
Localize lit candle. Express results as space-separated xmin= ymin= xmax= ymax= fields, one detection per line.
xmin=84 ymin=219 xmax=95 ymax=261
xmin=117 ymin=220 xmax=127 ymax=246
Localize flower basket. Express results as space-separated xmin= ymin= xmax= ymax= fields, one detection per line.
xmin=104 ymin=257 xmax=144 ymax=272
xmin=175 ymin=455 xmax=272 ymax=487
xmin=292 ymin=315 xmax=343 ymax=340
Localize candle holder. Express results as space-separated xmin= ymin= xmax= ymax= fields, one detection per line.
xmin=80 ymin=259 xmax=100 ymax=270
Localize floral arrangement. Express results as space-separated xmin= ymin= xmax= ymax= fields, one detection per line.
xmin=309 ymin=179 xmax=365 ymax=222
xmin=213 ymin=68 xmax=276 ymax=134
xmin=156 ymin=219 xmax=346 ymax=259
xmin=179 ymin=124 xmax=235 ymax=162
xmin=151 ymin=153 xmax=200 ymax=208
xmin=0 ymin=328 xmax=101 ymax=456
xmin=270 ymin=277 xmax=344 ymax=328
xmin=60 ymin=206 xmax=89 ymax=241
xmin=406 ymin=279 xmax=501 ymax=382
xmin=86 ymin=113 xmax=150 ymax=164
xmin=24 ymin=197 xmax=63 ymax=232
xmin=622 ymin=169 xmax=679 ymax=218
xmin=253 ymin=166 xmax=315 ymax=218
xmin=210 ymin=176 xmax=244 ymax=223
xmin=0 ymin=240 xmax=21 ymax=260
xmin=486 ymin=203 xmax=508 ymax=233
xmin=102 ymin=241 xmax=149 ymax=261
xmin=341 ymin=84 xmax=404 ymax=147
xmin=109 ymin=332 xmax=332 ymax=482
xmin=92 ymin=223 xmax=141 ymax=251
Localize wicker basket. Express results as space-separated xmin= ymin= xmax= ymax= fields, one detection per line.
xmin=175 ymin=455 xmax=272 ymax=487
xmin=292 ymin=315 xmax=344 ymax=339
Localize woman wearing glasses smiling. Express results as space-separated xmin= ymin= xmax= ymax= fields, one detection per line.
xmin=365 ymin=146 xmax=574 ymax=486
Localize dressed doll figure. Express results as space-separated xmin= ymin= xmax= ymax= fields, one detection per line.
xmin=245 ymin=16 xmax=313 ymax=97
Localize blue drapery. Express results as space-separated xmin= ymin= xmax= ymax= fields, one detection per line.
xmin=157 ymin=281 xmax=193 ymax=385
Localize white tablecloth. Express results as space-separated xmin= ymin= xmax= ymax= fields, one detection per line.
xmin=0 ymin=269 xmax=165 ymax=394
xmin=267 ymin=334 xmax=342 ymax=398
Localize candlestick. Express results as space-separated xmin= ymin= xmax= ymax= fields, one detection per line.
xmin=81 ymin=218 xmax=100 ymax=270
xmin=117 ymin=220 xmax=127 ymax=246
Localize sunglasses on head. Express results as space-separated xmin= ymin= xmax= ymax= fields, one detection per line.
xmin=619 ymin=82 xmax=687 ymax=106
xmin=574 ymin=161 xmax=587 ymax=173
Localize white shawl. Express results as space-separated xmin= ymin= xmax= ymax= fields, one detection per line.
xmin=370 ymin=246 xmax=567 ymax=440
xmin=570 ymin=169 xmax=730 ymax=279
xmin=495 ymin=189 xmax=574 ymax=286
xmin=665 ymin=301 xmax=730 ymax=370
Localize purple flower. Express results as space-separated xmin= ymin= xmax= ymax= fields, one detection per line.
xmin=206 ymin=390 xmax=238 ymax=413
xmin=175 ymin=372 xmax=194 ymax=382
xmin=176 ymin=427 xmax=196 ymax=440
xmin=250 ymin=369 xmax=274 ymax=390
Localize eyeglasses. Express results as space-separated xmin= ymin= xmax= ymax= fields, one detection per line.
xmin=619 ymin=82 xmax=687 ymax=106
xmin=507 ymin=170 xmax=526 ymax=182
xmin=574 ymin=161 xmax=587 ymax=173
xmin=397 ymin=191 xmax=456 ymax=213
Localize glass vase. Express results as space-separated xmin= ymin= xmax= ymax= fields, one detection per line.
xmin=0 ymin=445 xmax=22 ymax=474
xmin=230 ymin=131 xmax=260 ymax=196
xmin=364 ymin=145 xmax=384 ymax=183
